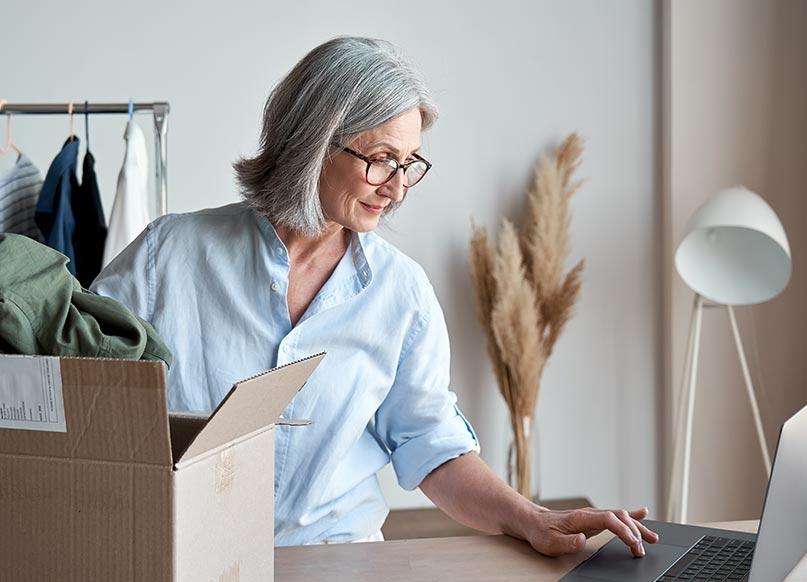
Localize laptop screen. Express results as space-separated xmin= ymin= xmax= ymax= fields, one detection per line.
xmin=748 ymin=403 xmax=807 ymax=581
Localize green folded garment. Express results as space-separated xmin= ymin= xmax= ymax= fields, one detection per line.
xmin=0 ymin=233 xmax=171 ymax=365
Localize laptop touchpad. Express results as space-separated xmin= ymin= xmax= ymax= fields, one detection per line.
xmin=573 ymin=540 xmax=688 ymax=581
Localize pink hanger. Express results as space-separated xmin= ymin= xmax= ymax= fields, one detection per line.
xmin=68 ymin=100 xmax=76 ymax=140
xmin=0 ymin=100 xmax=21 ymax=156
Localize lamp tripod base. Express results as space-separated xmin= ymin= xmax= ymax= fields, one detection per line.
xmin=666 ymin=294 xmax=771 ymax=524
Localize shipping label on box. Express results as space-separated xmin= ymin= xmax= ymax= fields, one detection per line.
xmin=0 ymin=355 xmax=66 ymax=432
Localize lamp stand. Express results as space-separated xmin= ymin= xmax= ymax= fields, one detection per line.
xmin=666 ymin=293 xmax=771 ymax=524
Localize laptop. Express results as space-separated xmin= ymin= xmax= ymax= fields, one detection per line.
xmin=561 ymin=402 xmax=807 ymax=581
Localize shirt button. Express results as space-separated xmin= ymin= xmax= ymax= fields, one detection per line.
xmin=271 ymin=282 xmax=280 ymax=292
xmin=282 ymin=345 xmax=290 ymax=353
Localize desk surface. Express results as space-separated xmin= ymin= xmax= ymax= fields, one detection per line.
xmin=275 ymin=521 xmax=807 ymax=581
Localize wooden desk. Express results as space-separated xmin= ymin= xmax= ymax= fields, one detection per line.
xmin=381 ymin=497 xmax=593 ymax=540
xmin=275 ymin=520 xmax=807 ymax=581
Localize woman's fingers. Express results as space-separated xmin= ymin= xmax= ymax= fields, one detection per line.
xmin=567 ymin=510 xmax=645 ymax=557
xmin=602 ymin=511 xmax=646 ymax=557
xmin=635 ymin=518 xmax=659 ymax=543
xmin=628 ymin=506 xmax=649 ymax=519
xmin=527 ymin=506 xmax=658 ymax=558
xmin=612 ymin=509 xmax=643 ymax=548
xmin=625 ymin=507 xmax=659 ymax=543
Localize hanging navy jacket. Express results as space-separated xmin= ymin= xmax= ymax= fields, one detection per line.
xmin=35 ymin=137 xmax=80 ymax=274
xmin=72 ymin=150 xmax=107 ymax=287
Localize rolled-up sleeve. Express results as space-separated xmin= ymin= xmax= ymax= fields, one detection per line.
xmin=374 ymin=286 xmax=480 ymax=491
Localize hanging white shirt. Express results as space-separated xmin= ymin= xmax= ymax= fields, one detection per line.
xmin=103 ymin=120 xmax=149 ymax=267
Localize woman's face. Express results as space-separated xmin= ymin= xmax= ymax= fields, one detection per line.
xmin=319 ymin=108 xmax=423 ymax=233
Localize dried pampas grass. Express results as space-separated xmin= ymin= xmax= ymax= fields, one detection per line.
xmin=469 ymin=133 xmax=585 ymax=498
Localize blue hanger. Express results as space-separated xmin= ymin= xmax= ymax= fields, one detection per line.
xmin=128 ymin=98 xmax=134 ymax=121
xmin=84 ymin=100 xmax=90 ymax=150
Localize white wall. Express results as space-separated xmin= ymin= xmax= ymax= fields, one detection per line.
xmin=3 ymin=0 xmax=660 ymax=513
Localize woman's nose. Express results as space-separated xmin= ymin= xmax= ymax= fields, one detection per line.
xmin=379 ymin=169 xmax=407 ymax=201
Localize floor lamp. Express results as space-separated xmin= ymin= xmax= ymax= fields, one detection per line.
xmin=667 ymin=186 xmax=791 ymax=524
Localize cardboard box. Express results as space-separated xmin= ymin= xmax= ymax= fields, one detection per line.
xmin=0 ymin=352 xmax=324 ymax=581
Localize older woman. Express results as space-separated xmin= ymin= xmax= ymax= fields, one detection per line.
xmin=92 ymin=36 xmax=657 ymax=555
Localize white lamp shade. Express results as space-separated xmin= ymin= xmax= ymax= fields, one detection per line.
xmin=675 ymin=186 xmax=791 ymax=305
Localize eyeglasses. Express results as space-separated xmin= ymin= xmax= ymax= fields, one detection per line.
xmin=338 ymin=146 xmax=432 ymax=188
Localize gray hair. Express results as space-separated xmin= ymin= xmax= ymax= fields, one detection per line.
xmin=233 ymin=36 xmax=438 ymax=236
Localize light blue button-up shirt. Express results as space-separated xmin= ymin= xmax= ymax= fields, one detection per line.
xmin=91 ymin=202 xmax=479 ymax=545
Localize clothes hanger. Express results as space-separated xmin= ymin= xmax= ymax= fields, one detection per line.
xmin=0 ymin=100 xmax=22 ymax=156
xmin=84 ymin=100 xmax=91 ymax=152
xmin=68 ymin=100 xmax=76 ymax=142
xmin=128 ymin=98 xmax=134 ymax=122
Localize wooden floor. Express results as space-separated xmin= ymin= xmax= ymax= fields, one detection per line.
xmin=381 ymin=497 xmax=593 ymax=540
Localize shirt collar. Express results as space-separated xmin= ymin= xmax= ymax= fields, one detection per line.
xmin=352 ymin=231 xmax=373 ymax=288
xmin=251 ymin=209 xmax=374 ymax=289
xmin=253 ymin=211 xmax=289 ymax=262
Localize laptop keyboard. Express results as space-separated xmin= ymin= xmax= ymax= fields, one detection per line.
xmin=657 ymin=535 xmax=755 ymax=581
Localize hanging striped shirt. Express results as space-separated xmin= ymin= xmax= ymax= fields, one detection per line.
xmin=0 ymin=153 xmax=44 ymax=241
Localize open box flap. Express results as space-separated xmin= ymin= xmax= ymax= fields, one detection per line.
xmin=176 ymin=353 xmax=324 ymax=465
xmin=0 ymin=356 xmax=172 ymax=466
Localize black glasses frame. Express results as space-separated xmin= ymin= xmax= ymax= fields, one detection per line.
xmin=339 ymin=146 xmax=432 ymax=187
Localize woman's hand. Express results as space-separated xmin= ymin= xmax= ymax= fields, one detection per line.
xmin=522 ymin=505 xmax=659 ymax=557
xmin=420 ymin=453 xmax=658 ymax=558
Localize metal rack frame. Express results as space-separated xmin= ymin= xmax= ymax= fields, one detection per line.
xmin=1 ymin=101 xmax=170 ymax=216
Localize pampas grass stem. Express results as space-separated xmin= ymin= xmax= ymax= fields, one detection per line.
xmin=469 ymin=133 xmax=586 ymax=498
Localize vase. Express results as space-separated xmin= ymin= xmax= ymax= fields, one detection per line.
xmin=509 ymin=414 xmax=534 ymax=499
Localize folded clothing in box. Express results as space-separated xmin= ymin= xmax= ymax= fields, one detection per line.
xmin=0 ymin=232 xmax=171 ymax=364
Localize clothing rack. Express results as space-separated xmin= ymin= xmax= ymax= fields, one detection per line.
xmin=1 ymin=101 xmax=170 ymax=216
